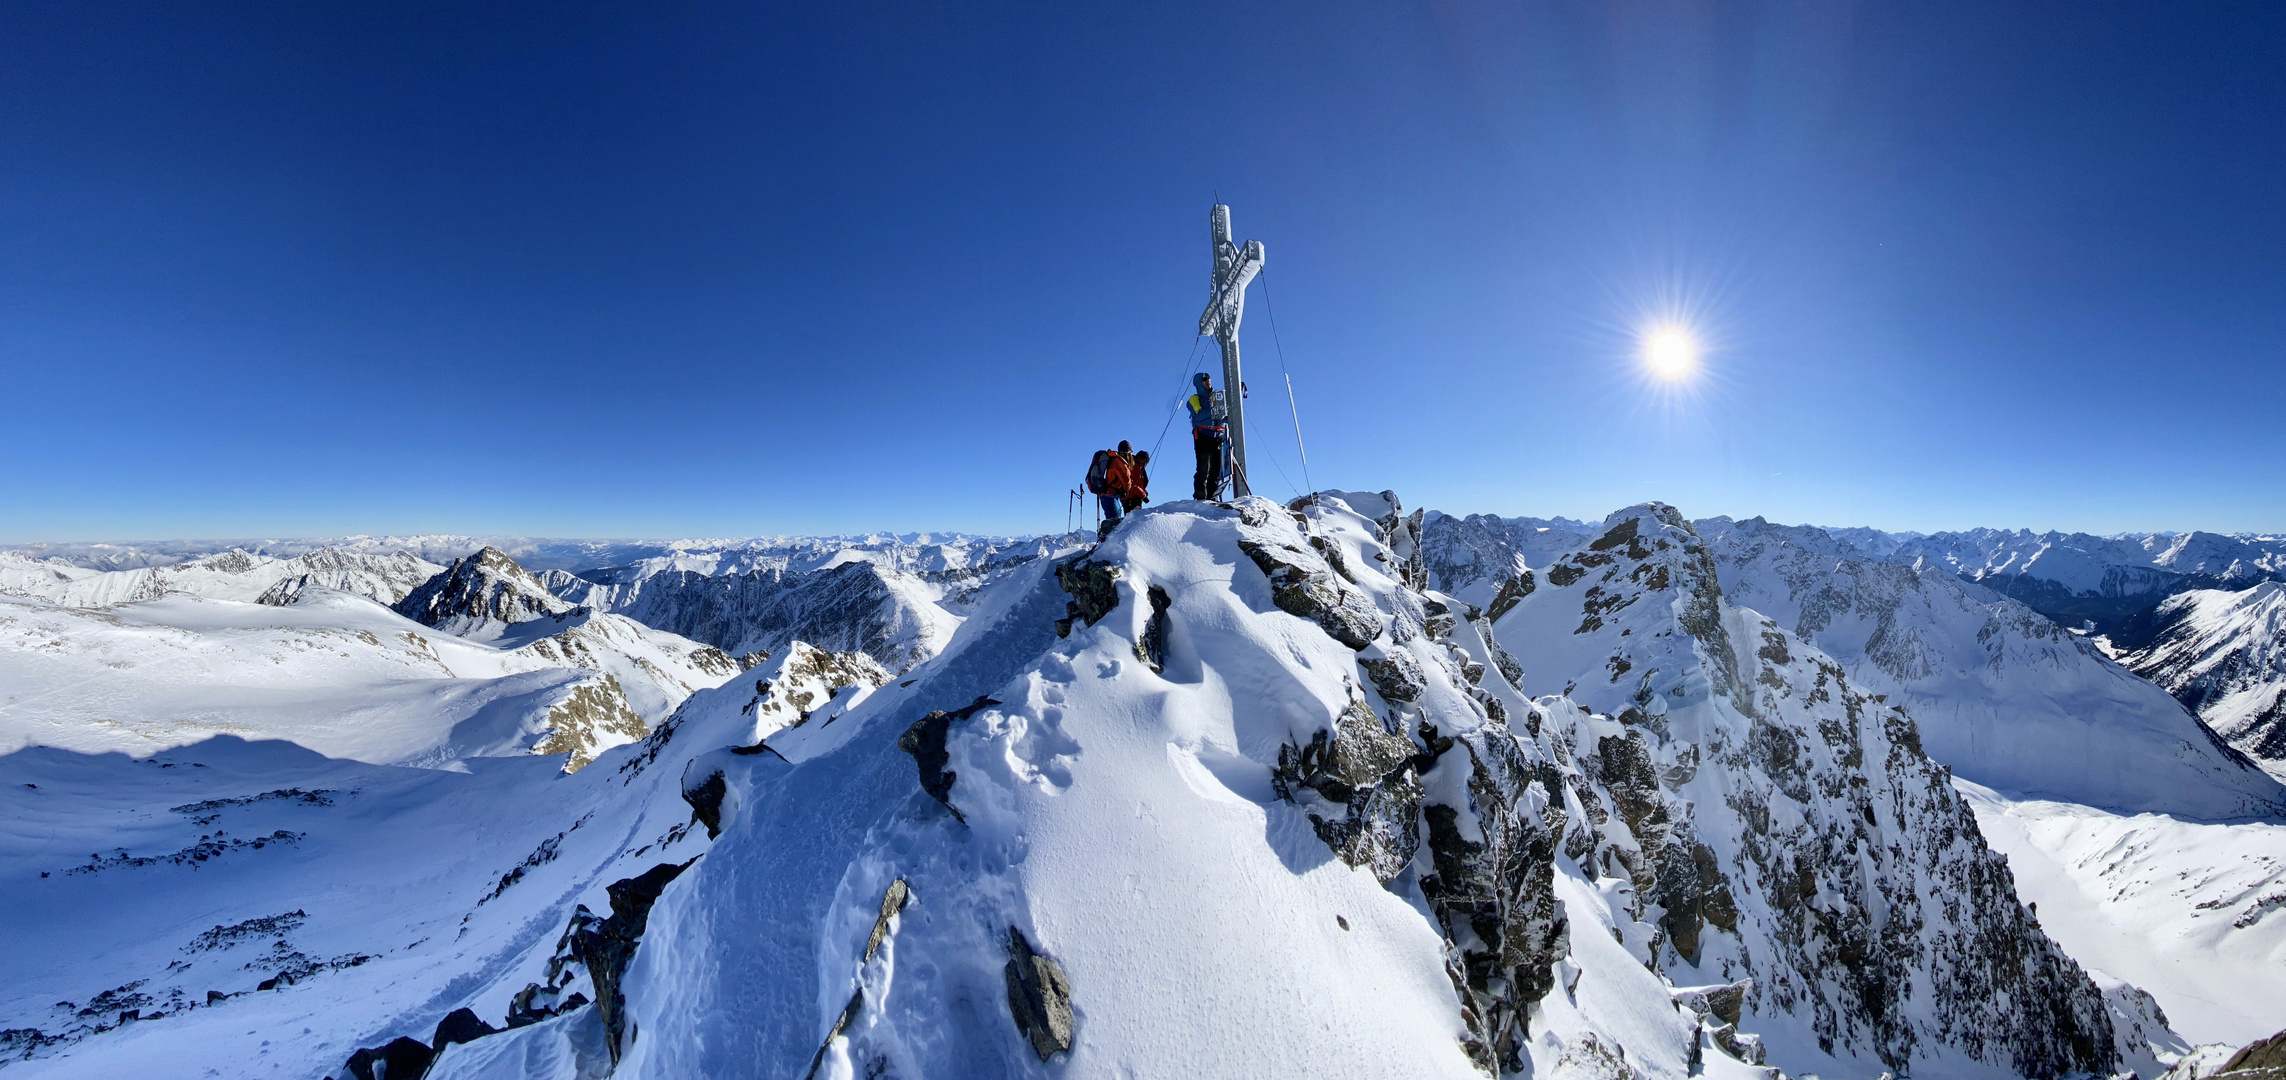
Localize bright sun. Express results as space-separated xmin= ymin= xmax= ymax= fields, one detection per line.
xmin=1644 ymin=329 xmax=1697 ymax=380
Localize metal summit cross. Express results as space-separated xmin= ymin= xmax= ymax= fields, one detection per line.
xmin=1198 ymin=203 xmax=1265 ymax=498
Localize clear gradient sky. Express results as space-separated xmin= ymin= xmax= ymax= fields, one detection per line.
xmin=5 ymin=1 xmax=2284 ymax=542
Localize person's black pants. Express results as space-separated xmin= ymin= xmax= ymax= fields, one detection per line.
xmin=1192 ymin=428 xmax=1224 ymax=500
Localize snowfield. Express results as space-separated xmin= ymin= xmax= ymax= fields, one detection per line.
xmin=0 ymin=587 xmax=734 ymax=769
xmin=1958 ymin=780 xmax=2286 ymax=1049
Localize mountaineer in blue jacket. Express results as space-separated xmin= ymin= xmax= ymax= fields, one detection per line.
xmin=1187 ymin=371 xmax=1228 ymax=500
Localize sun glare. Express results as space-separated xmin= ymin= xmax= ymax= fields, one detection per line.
xmin=1644 ymin=329 xmax=1697 ymax=381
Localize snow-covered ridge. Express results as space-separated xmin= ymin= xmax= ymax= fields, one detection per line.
xmin=0 ymin=546 xmax=443 ymax=608
xmin=548 ymin=536 xmax=1083 ymax=675
xmin=1689 ymin=516 xmax=2284 ymax=821
xmin=1419 ymin=514 xmax=2286 ymax=635
xmin=2116 ymin=582 xmax=2286 ymax=777
xmin=2 ymin=491 xmax=2163 ymax=1079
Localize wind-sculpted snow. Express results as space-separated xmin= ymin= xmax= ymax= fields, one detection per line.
xmin=0 ymin=634 xmax=892 ymax=1078
xmin=1690 ymin=517 xmax=2286 ymax=820
xmin=2115 ymin=583 xmax=2286 ymax=775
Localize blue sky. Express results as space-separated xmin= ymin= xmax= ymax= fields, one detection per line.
xmin=5 ymin=1 xmax=2283 ymax=541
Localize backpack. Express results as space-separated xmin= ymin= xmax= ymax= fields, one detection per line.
xmin=1086 ymin=450 xmax=1115 ymax=494
xmin=1105 ymin=453 xmax=1136 ymax=497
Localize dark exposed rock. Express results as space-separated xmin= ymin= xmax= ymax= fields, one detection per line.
xmin=1710 ymin=1022 xmax=1767 ymax=1065
xmin=1003 ymin=927 xmax=1074 ymax=1062
xmin=1423 ymin=597 xmax=1458 ymax=641
xmin=1419 ymin=733 xmax=1571 ymax=1073
xmin=1359 ymin=649 xmax=1428 ymax=704
xmin=682 ymin=768 xmax=729 ymax=839
xmin=1485 ymin=570 xmax=1536 ymax=623
xmin=1237 ymin=539 xmax=1381 ymax=650
xmin=570 ymin=859 xmax=698 ymax=1066
xmin=895 ymin=697 xmax=1000 ymax=821
xmin=1134 ymin=584 xmax=1171 ymax=673
xmin=1271 ymin=697 xmax=1423 ymax=882
xmin=1052 ymin=557 xmax=1121 ymax=638
xmin=429 ymin=1007 xmax=496 ymax=1052
xmin=338 ymin=1035 xmax=432 ymax=1080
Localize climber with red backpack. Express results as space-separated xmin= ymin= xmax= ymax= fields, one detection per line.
xmin=1085 ymin=441 xmax=1140 ymax=532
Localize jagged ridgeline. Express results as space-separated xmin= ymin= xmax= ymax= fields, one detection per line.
xmin=439 ymin=492 xmax=2125 ymax=1078
xmin=0 ymin=495 xmax=2159 ymax=1079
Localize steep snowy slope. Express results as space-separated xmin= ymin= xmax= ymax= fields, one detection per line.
xmin=570 ymin=562 xmax=962 ymax=672
xmin=2115 ymin=583 xmax=2286 ymax=775
xmin=1959 ymin=781 xmax=2286 ymax=1048
xmin=1476 ymin=501 xmax=2152 ymax=1077
xmin=329 ymin=492 xmax=2131 ymax=1080
xmin=2 ymin=497 xmax=2183 ymax=1079
xmin=1495 ymin=513 xmax=2283 ymax=1049
xmin=0 ymin=547 xmax=444 ymax=607
xmin=0 ymin=644 xmax=888 ymax=1079
xmin=1688 ymin=517 xmax=2283 ymax=820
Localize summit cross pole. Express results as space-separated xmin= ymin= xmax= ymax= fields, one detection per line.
xmin=1198 ymin=203 xmax=1265 ymax=499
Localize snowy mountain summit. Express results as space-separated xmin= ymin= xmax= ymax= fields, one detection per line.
xmin=0 ymin=493 xmax=2249 ymax=1080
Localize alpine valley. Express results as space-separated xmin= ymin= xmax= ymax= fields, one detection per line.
xmin=4 ymin=499 xmax=2282 ymax=1080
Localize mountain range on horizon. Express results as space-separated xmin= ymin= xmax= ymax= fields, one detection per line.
xmin=6 ymin=490 xmax=2286 ymax=1079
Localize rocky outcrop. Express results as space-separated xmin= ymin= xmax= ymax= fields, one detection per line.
xmin=530 ymin=674 xmax=649 ymax=772
xmin=1003 ymin=927 xmax=1074 ymax=1062
xmin=895 ymin=697 xmax=1000 ymax=821
xmin=570 ymin=860 xmax=697 ymax=1066
xmin=741 ymin=642 xmax=893 ymax=739
xmin=1236 ymin=538 xmax=1381 ymax=649
xmin=2164 ymin=1030 xmax=2286 ymax=1080
xmin=1491 ymin=504 xmax=2123 ymax=1077
xmin=1272 ymin=696 xmax=1421 ymax=881
xmin=1052 ymin=556 xmax=1120 ymax=637
xmin=337 ymin=1035 xmax=432 ymax=1080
